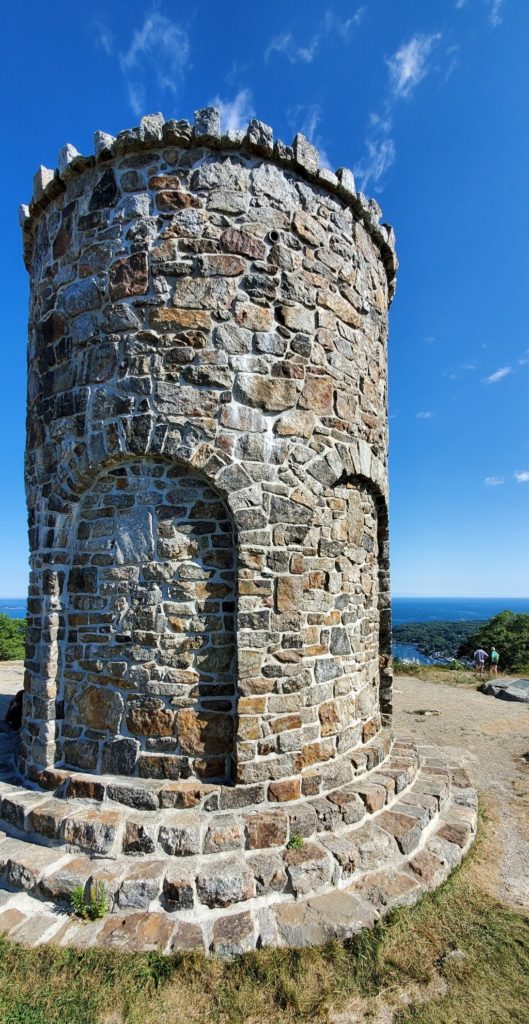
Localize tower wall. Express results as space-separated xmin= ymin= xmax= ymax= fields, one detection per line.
xmin=20 ymin=110 xmax=396 ymax=801
xmin=0 ymin=110 xmax=478 ymax=956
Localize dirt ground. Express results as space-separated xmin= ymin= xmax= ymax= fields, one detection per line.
xmin=394 ymin=673 xmax=529 ymax=908
xmin=0 ymin=661 xmax=527 ymax=910
xmin=0 ymin=662 xmax=23 ymax=718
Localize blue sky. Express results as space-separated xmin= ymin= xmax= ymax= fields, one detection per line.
xmin=1 ymin=0 xmax=528 ymax=598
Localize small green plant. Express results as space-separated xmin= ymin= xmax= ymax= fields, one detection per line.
xmin=71 ymin=881 xmax=108 ymax=920
xmin=70 ymin=885 xmax=87 ymax=919
xmin=0 ymin=614 xmax=26 ymax=661
xmin=286 ymin=833 xmax=304 ymax=851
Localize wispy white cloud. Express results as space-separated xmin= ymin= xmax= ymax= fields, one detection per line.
xmin=119 ymin=13 xmax=190 ymax=116
xmin=126 ymin=82 xmax=146 ymax=119
xmin=444 ymin=44 xmax=460 ymax=83
xmin=442 ymin=361 xmax=477 ymax=381
xmin=514 ymin=470 xmax=529 ymax=484
xmin=265 ymin=32 xmax=320 ymax=64
xmin=485 ymin=476 xmax=504 ymax=486
xmin=211 ymin=89 xmax=255 ymax=134
xmin=455 ymin=0 xmax=468 ymax=8
xmin=265 ymin=8 xmax=365 ymax=64
xmin=356 ymin=32 xmax=442 ymax=192
xmin=488 ymin=0 xmax=505 ymax=27
xmin=416 ymin=411 xmax=433 ymax=419
xmin=225 ymin=60 xmax=250 ymax=87
xmin=482 ymin=366 xmax=512 ymax=384
xmin=387 ymin=33 xmax=442 ymax=99
xmin=94 ymin=17 xmax=114 ymax=56
xmin=288 ymin=104 xmax=332 ymax=168
xmin=355 ymin=130 xmax=395 ymax=191
xmin=323 ymin=7 xmax=365 ymax=40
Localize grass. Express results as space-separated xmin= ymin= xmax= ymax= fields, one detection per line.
xmin=0 ymin=832 xmax=527 ymax=1024
xmin=393 ymin=661 xmax=506 ymax=688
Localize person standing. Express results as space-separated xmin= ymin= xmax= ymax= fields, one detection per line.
xmin=473 ymin=647 xmax=489 ymax=676
xmin=490 ymin=646 xmax=499 ymax=676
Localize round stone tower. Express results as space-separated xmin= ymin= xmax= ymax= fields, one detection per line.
xmin=9 ymin=109 xmax=474 ymax=954
xmin=20 ymin=107 xmax=395 ymax=786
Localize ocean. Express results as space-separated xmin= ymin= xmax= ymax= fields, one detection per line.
xmin=392 ymin=596 xmax=529 ymax=663
xmin=0 ymin=599 xmax=27 ymax=619
xmin=2 ymin=595 xmax=529 ymax=623
xmin=391 ymin=596 xmax=529 ymax=625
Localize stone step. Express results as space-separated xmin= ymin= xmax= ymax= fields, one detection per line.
xmin=0 ymin=766 xmax=476 ymax=954
xmin=21 ymin=730 xmax=397 ymax=813
xmin=273 ymin=778 xmax=477 ymax=948
xmin=0 ymin=742 xmax=420 ymax=860
xmin=0 ymin=756 xmax=456 ymax=926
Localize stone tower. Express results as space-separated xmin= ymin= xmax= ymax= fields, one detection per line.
xmin=6 ymin=109 xmax=475 ymax=953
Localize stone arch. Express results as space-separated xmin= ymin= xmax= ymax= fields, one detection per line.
xmin=57 ymin=455 xmax=239 ymax=782
xmin=48 ymin=426 xmax=259 ymax=533
xmin=331 ymin=470 xmax=392 ymax=727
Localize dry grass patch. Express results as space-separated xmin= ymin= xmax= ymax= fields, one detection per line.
xmin=393 ymin=663 xmax=480 ymax=688
xmin=0 ymin=824 xmax=527 ymax=1024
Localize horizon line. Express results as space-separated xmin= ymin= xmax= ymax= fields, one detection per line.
xmin=3 ymin=594 xmax=529 ymax=601
xmin=393 ymin=594 xmax=529 ymax=599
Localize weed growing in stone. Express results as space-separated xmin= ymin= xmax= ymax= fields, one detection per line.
xmin=286 ymin=833 xmax=304 ymax=850
xmin=71 ymin=881 xmax=107 ymax=921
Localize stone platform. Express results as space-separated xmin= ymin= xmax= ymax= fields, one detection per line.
xmin=0 ymin=730 xmax=477 ymax=954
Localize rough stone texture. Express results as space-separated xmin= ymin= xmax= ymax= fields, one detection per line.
xmin=196 ymin=856 xmax=255 ymax=908
xmin=283 ymin=842 xmax=334 ymax=896
xmin=12 ymin=107 xmax=413 ymax=951
xmin=0 ymin=715 xmax=477 ymax=953
xmin=211 ymin=910 xmax=255 ymax=955
xmin=21 ymin=110 xmax=393 ymax=795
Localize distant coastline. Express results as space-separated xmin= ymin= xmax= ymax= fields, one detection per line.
xmin=392 ymin=596 xmax=529 ymax=625
xmin=0 ymin=599 xmax=27 ymax=618
xmin=3 ymin=595 xmax=529 ymax=666
xmin=392 ymin=598 xmax=529 ymax=664
xmin=3 ymin=595 xmax=529 ymax=623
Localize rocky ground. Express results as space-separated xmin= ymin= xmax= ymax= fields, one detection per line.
xmin=0 ymin=663 xmax=24 ymax=708
xmin=394 ymin=673 xmax=529 ymax=908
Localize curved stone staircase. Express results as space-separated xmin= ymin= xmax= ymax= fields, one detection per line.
xmin=0 ymin=729 xmax=477 ymax=955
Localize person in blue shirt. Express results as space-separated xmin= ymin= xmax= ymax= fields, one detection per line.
xmin=473 ymin=647 xmax=489 ymax=676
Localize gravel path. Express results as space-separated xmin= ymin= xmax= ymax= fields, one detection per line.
xmin=0 ymin=662 xmax=527 ymax=908
xmin=394 ymin=674 xmax=529 ymax=908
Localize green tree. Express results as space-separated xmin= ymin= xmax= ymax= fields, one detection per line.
xmin=457 ymin=610 xmax=529 ymax=672
xmin=0 ymin=615 xmax=26 ymax=661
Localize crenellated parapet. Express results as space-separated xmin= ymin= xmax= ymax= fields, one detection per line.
xmin=19 ymin=108 xmax=397 ymax=296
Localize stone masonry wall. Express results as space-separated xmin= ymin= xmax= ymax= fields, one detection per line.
xmin=19 ymin=109 xmax=396 ymax=799
xmin=62 ymin=460 xmax=236 ymax=781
